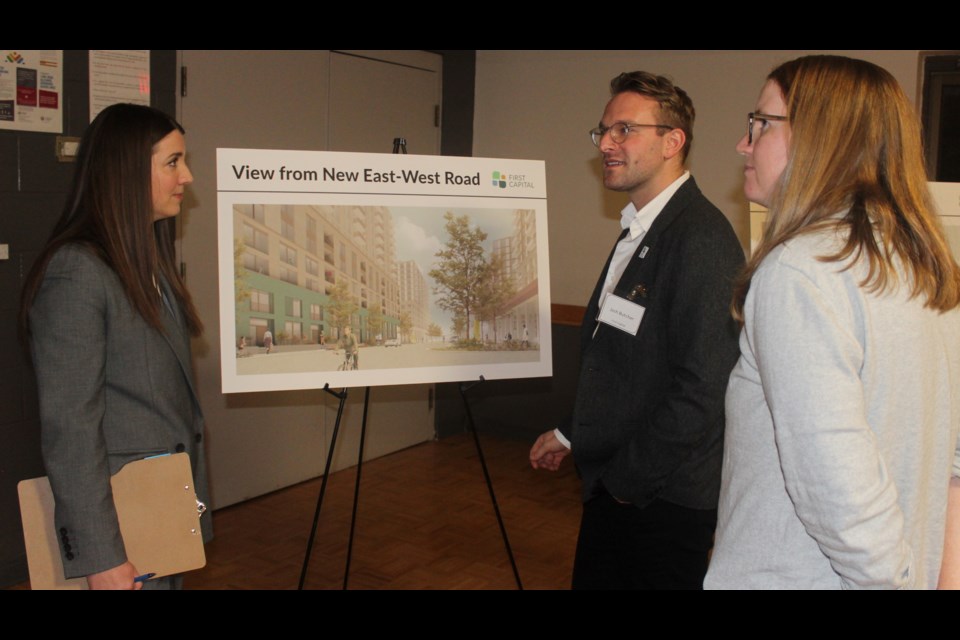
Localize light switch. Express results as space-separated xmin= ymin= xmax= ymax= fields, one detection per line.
xmin=57 ymin=136 xmax=81 ymax=162
xmin=0 ymin=244 xmax=8 ymax=260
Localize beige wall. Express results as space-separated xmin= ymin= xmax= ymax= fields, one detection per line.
xmin=473 ymin=50 xmax=923 ymax=306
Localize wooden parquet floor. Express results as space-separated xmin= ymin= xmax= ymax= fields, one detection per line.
xmin=181 ymin=433 xmax=581 ymax=590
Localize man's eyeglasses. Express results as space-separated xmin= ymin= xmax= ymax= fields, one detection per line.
xmin=747 ymin=112 xmax=788 ymax=145
xmin=589 ymin=122 xmax=673 ymax=147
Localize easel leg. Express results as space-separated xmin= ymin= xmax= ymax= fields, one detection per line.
xmin=298 ymin=384 xmax=348 ymax=590
xmin=459 ymin=377 xmax=524 ymax=590
xmin=343 ymin=386 xmax=371 ymax=589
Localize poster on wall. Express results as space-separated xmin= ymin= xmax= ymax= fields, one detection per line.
xmin=218 ymin=148 xmax=551 ymax=393
xmin=0 ymin=50 xmax=62 ymax=133
xmin=89 ymin=50 xmax=150 ymax=122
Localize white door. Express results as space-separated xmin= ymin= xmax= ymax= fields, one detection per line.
xmin=329 ymin=50 xmax=441 ymax=155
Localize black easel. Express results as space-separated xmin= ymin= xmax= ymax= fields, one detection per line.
xmin=298 ymin=382 xmax=373 ymax=589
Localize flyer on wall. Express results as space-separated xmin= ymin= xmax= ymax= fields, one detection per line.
xmin=0 ymin=50 xmax=62 ymax=133
xmin=89 ymin=50 xmax=150 ymax=122
xmin=218 ymin=148 xmax=552 ymax=392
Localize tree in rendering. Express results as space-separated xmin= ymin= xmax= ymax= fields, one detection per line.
xmin=429 ymin=212 xmax=491 ymax=341
xmin=326 ymin=279 xmax=358 ymax=333
xmin=476 ymin=252 xmax=515 ymax=344
xmin=399 ymin=311 xmax=413 ymax=343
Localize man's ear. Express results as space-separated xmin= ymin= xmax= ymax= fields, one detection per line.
xmin=662 ymin=128 xmax=686 ymax=161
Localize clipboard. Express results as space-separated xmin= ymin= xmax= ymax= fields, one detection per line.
xmin=18 ymin=452 xmax=207 ymax=590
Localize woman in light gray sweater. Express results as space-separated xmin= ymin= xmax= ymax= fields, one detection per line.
xmin=705 ymin=55 xmax=960 ymax=589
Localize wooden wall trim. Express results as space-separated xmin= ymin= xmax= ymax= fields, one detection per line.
xmin=551 ymin=303 xmax=585 ymax=327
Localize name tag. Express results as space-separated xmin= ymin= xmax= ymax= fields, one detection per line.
xmin=597 ymin=293 xmax=646 ymax=335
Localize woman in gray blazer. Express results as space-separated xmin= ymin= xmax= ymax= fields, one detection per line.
xmin=20 ymin=104 xmax=210 ymax=590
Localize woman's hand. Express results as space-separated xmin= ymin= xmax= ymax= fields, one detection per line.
xmin=86 ymin=561 xmax=142 ymax=590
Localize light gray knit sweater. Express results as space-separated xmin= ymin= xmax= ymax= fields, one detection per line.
xmin=706 ymin=228 xmax=960 ymax=589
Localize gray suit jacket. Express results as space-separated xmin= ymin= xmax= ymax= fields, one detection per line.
xmin=561 ymin=178 xmax=744 ymax=509
xmin=29 ymin=244 xmax=211 ymax=578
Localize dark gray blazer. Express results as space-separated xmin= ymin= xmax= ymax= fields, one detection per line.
xmin=560 ymin=177 xmax=744 ymax=510
xmin=29 ymin=244 xmax=211 ymax=579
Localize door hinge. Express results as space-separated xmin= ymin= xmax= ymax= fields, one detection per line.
xmin=180 ymin=66 xmax=188 ymax=98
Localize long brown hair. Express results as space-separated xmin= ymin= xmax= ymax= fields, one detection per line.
xmin=732 ymin=55 xmax=960 ymax=323
xmin=20 ymin=103 xmax=203 ymax=338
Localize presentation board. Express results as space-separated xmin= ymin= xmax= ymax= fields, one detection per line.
xmin=218 ymin=149 xmax=551 ymax=392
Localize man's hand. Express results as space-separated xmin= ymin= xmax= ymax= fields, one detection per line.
xmin=529 ymin=430 xmax=571 ymax=471
xmin=86 ymin=561 xmax=141 ymax=590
